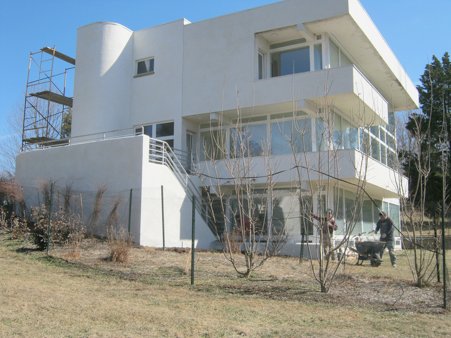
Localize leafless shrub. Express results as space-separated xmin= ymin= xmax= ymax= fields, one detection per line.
xmin=88 ymin=186 xmax=107 ymax=229
xmin=29 ymin=205 xmax=85 ymax=251
xmin=63 ymin=184 xmax=73 ymax=214
xmin=10 ymin=216 xmax=29 ymax=240
xmin=105 ymin=197 xmax=121 ymax=231
xmin=0 ymin=179 xmax=23 ymax=203
xmin=107 ymin=227 xmax=132 ymax=264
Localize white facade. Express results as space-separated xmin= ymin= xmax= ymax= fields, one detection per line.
xmin=16 ymin=0 xmax=418 ymax=255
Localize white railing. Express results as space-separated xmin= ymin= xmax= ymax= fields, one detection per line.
xmin=21 ymin=127 xmax=138 ymax=151
xmin=148 ymin=138 xmax=218 ymax=236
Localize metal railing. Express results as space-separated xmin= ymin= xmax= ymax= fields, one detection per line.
xmin=148 ymin=138 xmax=218 ymax=237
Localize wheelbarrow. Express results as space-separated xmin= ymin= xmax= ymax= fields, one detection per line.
xmin=350 ymin=241 xmax=386 ymax=267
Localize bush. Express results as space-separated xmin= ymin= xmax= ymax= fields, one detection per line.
xmin=29 ymin=206 xmax=85 ymax=251
xmin=10 ymin=216 xmax=29 ymax=240
xmin=107 ymin=227 xmax=132 ymax=263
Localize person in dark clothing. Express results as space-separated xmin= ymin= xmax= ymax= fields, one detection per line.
xmin=375 ymin=211 xmax=397 ymax=267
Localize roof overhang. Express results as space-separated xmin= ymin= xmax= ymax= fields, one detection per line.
xmin=304 ymin=0 xmax=419 ymax=112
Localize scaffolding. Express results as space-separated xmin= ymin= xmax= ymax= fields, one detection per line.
xmin=22 ymin=47 xmax=75 ymax=150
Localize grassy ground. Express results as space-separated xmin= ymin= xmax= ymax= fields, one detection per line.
xmin=1 ymin=231 xmax=450 ymax=337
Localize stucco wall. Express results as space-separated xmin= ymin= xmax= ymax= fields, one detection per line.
xmin=16 ymin=135 xmax=216 ymax=249
xmin=72 ymin=22 xmax=133 ymax=137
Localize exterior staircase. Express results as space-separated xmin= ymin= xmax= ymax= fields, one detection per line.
xmin=148 ymin=137 xmax=220 ymax=238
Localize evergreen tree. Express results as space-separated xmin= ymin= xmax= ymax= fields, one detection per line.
xmin=401 ymin=53 xmax=451 ymax=217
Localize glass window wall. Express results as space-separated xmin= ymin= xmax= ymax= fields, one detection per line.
xmin=271 ymin=47 xmax=310 ymax=77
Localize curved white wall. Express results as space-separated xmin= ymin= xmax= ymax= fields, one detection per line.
xmin=72 ymin=22 xmax=133 ymax=137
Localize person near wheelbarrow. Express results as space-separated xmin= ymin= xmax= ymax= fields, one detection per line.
xmin=375 ymin=211 xmax=397 ymax=268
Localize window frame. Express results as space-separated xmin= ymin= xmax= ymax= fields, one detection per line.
xmin=270 ymin=43 xmax=311 ymax=77
xmin=135 ymin=57 xmax=155 ymax=77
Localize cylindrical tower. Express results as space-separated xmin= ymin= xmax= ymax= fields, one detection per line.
xmin=71 ymin=22 xmax=133 ymax=138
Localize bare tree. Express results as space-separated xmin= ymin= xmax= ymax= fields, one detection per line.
xmin=288 ymin=94 xmax=372 ymax=293
xmin=198 ymin=110 xmax=287 ymax=278
xmin=397 ymin=111 xmax=442 ymax=287
xmin=0 ymin=106 xmax=23 ymax=176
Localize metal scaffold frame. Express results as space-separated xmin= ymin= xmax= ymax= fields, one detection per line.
xmin=22 ymin=47 xmax=75 ymax=151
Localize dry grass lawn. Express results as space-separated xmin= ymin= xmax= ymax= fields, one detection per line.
xmin=1 ymin=230 xmax=450 ymax=337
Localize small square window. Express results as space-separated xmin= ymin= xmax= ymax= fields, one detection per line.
xmin=136 ymin=57 xmax=154 ymax=76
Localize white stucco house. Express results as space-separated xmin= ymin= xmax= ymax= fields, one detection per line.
xmin=16 ymin=0 xmax=418 ymax=256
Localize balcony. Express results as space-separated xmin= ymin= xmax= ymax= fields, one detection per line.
xmin=252 ymin=65 xmax=389 ymax=127
xmin=196 ymin=148 xmax=407 ymax=199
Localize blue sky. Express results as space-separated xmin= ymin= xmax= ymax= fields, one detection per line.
xmin=0 ymin=0 xmax=450 ymax=143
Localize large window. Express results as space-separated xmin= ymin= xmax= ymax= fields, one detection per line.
xmin=271 ymin=46 xmax=310 ymax=77
xmin=200 ymin=130 xmax=226 ymax=161
xmin=271 ymin=119 xmax=312 ymax=154
xmin=212 ymin=189 xmax=314 ymax=237
xmin=329 ymin=40 xmax=351 ymax=68
xmin=230 ymin=124 xmax=267 ymax=158
xmin=359 ymin=125 xmax=398 ymax=169
xmin=198 ymin=111 xmax=398 ymax=160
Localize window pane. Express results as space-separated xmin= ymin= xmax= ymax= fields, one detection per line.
xmin=370 ymin=126 xmax=379 ymax=138
xmin=230 ymin=195 xmax=269 ymax=235
xmin=230 ymin=124 xmax=267 ymax=158
xmin=333 ymin=187 xmax=344 ymax=234
xmin=271 ymin=119 xmax=312 ymax=155
xmin=136 ymin=58 xmax=154 ymax=75
xmin=271 ymin=46 xmax=310 ymax=77
xmin=137 ymin=60 xmax=147 ymax=74
xmin=271 ymin=121 xmax=292 ymax=155
xmin=316 ymin=118 xmax=327 ymax=151
xmin=388 ymin=112 xmax=396 ymax=133
xmin=148 ymin=58 xmax=154 ymax=72
xmin=143 ymin=125 xmax=153 ymax=137
xmin=156 ymin=122 xmax=174 ymax=137
xmin=362 ymin=200 xmax=373 ymax=233
xmin=380 ymin=145 xmax=387 ymax=165
xmin=332 ymin=114 xmax=342 ymax=149
xmin=380 ymin=128 xmax=386 ymax=144
xmin=387 ymin=150 xmax=397 ymax=169
xmin=342 ymin=118 xmax=358 ymax=150
xmin=314 ymin=44 xmax=322 ymax=71
xmin=330 ymin=41 xmax=339 ymax=68
xmin=165 ymin=139 xmax=174 ymax=149
xmin=135 ymin=127 xmax=143 ymax=135
xmin=386 ymin=134 xmax=396 ymax=149
xmin=360 ymin=129 xmax=370 ymax=155
xmin=300 ymin=195 xmax=313 ymax=236
xmin=371 ymin=138 xmax=380 ymax=161
xmin=293 ymin=119 xmax=312 ymax=152
xmin=258 ymin=52 xmax=264 ymax=80
xmin=345 ymin=191 xmax=361 ymax=234
xmin=200 ymin=130 xmax=225 ymax=161
xmin=388 ymin=203 xmax=400 ymax=235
